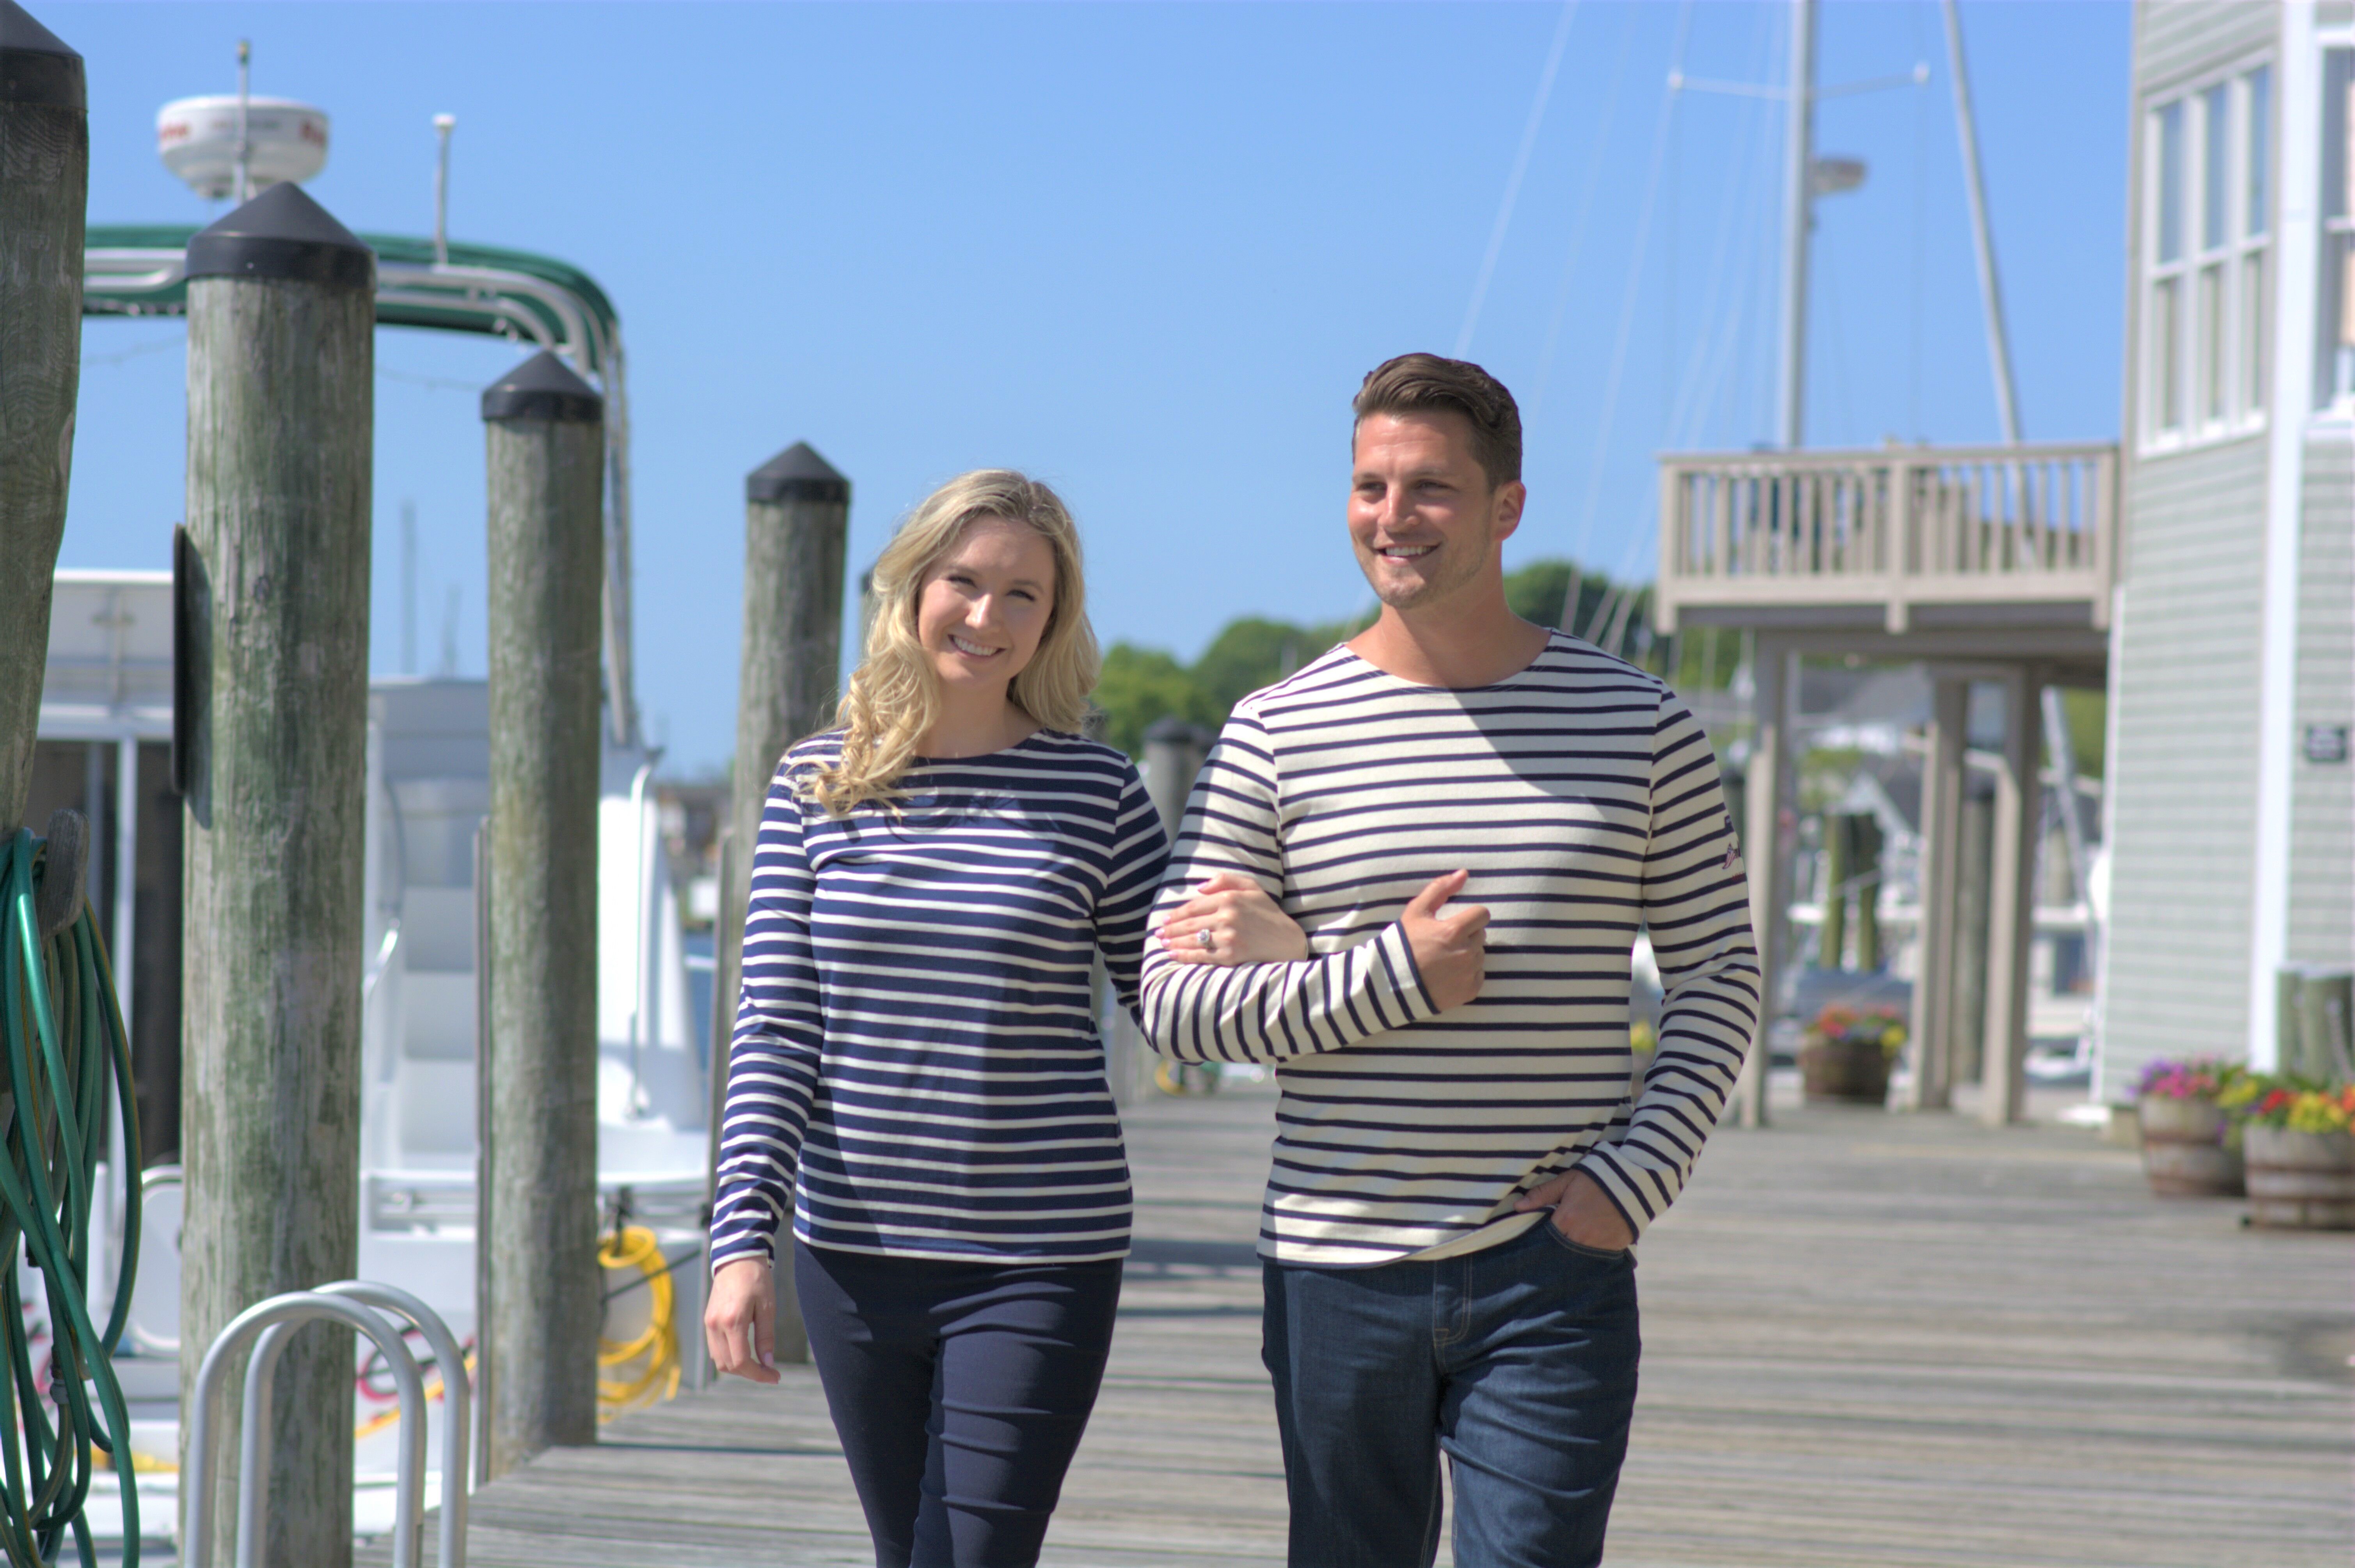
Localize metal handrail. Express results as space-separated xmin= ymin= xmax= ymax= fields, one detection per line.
xmin=183 ymin=1291 xmax=426 ymax=1568
xmin=237 ymin=1282 xmax=470 ymax=1568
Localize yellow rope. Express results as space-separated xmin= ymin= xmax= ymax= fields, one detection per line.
xmin=595 ymin=1224 xmax=680 ymax=1419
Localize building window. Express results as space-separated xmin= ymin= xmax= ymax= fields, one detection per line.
xmin=2145 ymin=63 xmax=2273 ymax=446
xmin=2321 ymin=50 xmax=2355 ymax=408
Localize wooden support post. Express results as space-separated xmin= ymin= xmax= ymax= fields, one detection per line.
xmin=1735 ymin=640 xmax=1792 ymax=1129
xmin=0 ymin=4 xmax=85 ymax=835
xmin=718 ymin=442 xmax=849 ymax=1366
xmin=177 ymin=183 xmax=375 ymax=1568
xmin=1951 ymin=787 xmax=1993 ymax=1087
xmin=1852 ymin=812 xmax=1884 ymax=972
xmin=480 ymin=351 xmax=606 ymax=1473
xmin=1141 ymin=718 xmax=1209 ymax=839
xmin=1979 ymin=666 xmax=2038 ymax=1126
xmin=1819 ymin=811 xmax=1848 ymax=970
xmin=1904 ymin=676 xmax=1967 ymax=1111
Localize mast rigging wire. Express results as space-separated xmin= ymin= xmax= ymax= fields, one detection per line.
xmin=1526 ymin=3 xmax=1643 ymax=428
xmin=1455 ymin=0 xmax=1581 ymax=358
xmin=1570 ymin=0 xmax=1698 ymax=568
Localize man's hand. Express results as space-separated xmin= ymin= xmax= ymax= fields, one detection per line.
xmin=703 ymin=1256 xmax=781 ymax=1384
xmin=1159 ymin=873 xmax=1311 ymax=965
xmin=1403 ymin=871 xmax=1488 ymax=1011
xmin=1515 ymin=1169 xmax=1634 ymax=1252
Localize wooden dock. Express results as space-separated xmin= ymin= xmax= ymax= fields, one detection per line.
xmin=366 ymin=1080 xmax=2351 ymax=1566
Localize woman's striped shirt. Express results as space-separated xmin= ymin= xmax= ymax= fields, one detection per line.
xmin=1140 ymin=633 xmax=1761 ymax=1267
xmin=710 ymin=729 xmax=1168 ymax=1267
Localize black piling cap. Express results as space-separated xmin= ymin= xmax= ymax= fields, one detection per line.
xmin=185 ymin=181 xmax=375 ymax=291
xmin=747 ymin=443 xmax=849 ymax=506
xmin=481 ymin=349 xmax=603 ymax=423
xmin=0 ymin=2 xmax=81 ymax=110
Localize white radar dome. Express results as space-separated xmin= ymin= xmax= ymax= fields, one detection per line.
xmin=156 ymin=96 xmax=329 ymax=200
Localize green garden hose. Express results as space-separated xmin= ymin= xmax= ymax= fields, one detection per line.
xmin=0 ymin=819 xmax=142 ymax=1568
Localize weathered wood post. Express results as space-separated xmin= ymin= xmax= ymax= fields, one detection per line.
xmin=1733 ymin=640 xmax=1794 ymax=1129
xmin=1903 ymin=675 xmax=1968 ymax=1112
xmin=1951 ymin=784 xmax=1994 ymax=1088
xmin=1978 ymin=666 xmax=2038 ymax=1126
xmin=0 ymin=2 xmax=85 ymax=835
xmin=716 ymin=442 xmax=849 ymax=1365
xmin=1818 ymin=812 xmax=1848 ymax=970
xmin=480 ymin=350 xmax=606 ymax=1472
xmin=177 ymin=181 xmax=375 ymax=1568
xmin=1142 ymin=718 xmax=1209 ymax=839
xmin=1851 ymin=812 xmax=1884 ymax=972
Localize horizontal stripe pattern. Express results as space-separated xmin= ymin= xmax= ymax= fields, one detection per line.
xmin=710 ymin=729 xmax=1167 ymax=1266
xmin=1140 ymin=633 xmax=1761 ymax=1266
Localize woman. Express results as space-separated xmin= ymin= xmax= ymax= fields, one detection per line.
xmin=704 ymin=469 xmax=1296 ymax=1568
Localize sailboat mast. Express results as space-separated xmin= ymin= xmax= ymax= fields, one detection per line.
xmin=1942 ymin=0 xmax=2022 ymax=444
xmin=1776 ymin=0 xmax=1818 ymax=449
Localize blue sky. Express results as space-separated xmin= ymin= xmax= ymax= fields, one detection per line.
xmin=53 ymin=1 xmax=2130 ymax=777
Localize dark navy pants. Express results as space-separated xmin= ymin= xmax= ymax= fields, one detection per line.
xmin=794 ymin=1240 xmax=1122 ymax=1568
xmin=1262 ymin=1219 xmax=1641 ymax=1568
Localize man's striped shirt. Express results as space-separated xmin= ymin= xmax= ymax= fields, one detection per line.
xmin=710 ymin=729 xmax=1167 ymax=1267
xmin=1140 ymin=632 xmax=1760 ymax=1266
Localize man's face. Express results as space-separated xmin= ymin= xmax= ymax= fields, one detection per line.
xmin=1348 ymin=410 xmax=1526 ymax=614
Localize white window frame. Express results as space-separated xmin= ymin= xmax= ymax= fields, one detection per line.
xmin=2140 ymin=59 xmax=2275 ymax=453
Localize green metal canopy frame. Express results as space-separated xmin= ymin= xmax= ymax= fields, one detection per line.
xmin=81 ymin=225 xmax=641 ymax=744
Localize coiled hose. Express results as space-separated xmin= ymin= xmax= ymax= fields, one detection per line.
xmin=0 ymin=819 xmax=143 ymax=1568
xmin=594 ymin=1225 xmax=679 ymax=1418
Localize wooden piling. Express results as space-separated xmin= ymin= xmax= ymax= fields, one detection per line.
xmin=1978 ymin=666 xmax=2038 ymax=1126
xmin=1904 ymin=676 xmax=1968 ymax=1112
xmin=0 ymin=3 xmax=85 ymax=835
xmin=177 ymin=182 xmax=375 ymax=1568
xmin=1734 ymin=640 xmax=1795 ymax=1129
xmin=1818 ymin=812 xmax=1847 ymax=970
xmin=479 ymin=351 xmax=606 ymax=1471
xmin=716 ymin=442 xmax=849 ymax=1365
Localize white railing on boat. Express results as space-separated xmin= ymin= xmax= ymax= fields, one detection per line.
xmin=1653 ymin=442 xmax=2119 ymax=633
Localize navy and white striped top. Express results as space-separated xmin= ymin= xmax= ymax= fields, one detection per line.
xmin=709 ymin=729 xmax=1168 ymax=1267
xmin=1140 ymin=632 xmax=1761 ymax=1266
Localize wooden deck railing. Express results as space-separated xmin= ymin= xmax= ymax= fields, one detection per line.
xmin=1653 ymin=442 xmax=2119 ymax=633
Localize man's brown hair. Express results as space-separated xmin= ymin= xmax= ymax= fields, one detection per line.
xmin=1352 ymin=353 xmax=1523 ymax=490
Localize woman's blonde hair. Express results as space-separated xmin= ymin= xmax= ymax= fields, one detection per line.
xmin=805 ymin=469 xmax=1099 ymax=815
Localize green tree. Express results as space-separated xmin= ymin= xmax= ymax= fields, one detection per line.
xmin=1500 ymin=558 xmax=1634 ymax=639
xmin=1190 ymin=613 xmax=1369 ymax=714
xmin=1091 ymin=643 xmax=1218 ymax=758
xmin=1503 ymin=559 xmax=1576 ymax=627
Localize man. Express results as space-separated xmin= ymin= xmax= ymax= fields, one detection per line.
xmin=1140 ymin=353 xmax=1760 ymax=1568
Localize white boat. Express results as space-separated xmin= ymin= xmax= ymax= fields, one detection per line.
xmin=32 ymin=568 xmax=713 ymax=1549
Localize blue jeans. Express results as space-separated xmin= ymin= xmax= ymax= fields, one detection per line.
xmin=1261 ymin=1219 xmax=1641 ymax=1568
xmin=795 ymin=1241 xmax=1122 ymax=1568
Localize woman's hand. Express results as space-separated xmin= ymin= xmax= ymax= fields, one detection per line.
xmin=1158 ymin=873 xmax=1309 ymax=966
xmin=703 ymin=1256 xmax=781 ymax=1384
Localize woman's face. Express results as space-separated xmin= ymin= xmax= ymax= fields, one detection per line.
xmin=914 ymin=516 xmax=1058 ymax=702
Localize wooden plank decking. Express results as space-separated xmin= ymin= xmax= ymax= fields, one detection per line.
xmin=366 ymin=1081 xmax=2351 ymax=1567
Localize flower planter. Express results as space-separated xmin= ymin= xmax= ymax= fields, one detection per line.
xmin=1798 ymin=1033 xmax=1891 ymax=1105
xmin=2244 ymin=1125 xmax=2355 ymax=1230
xmin=2137 ymin=1095 xmax=2244 ymax=1198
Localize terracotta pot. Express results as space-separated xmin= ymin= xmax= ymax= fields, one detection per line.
xmin=2244 ymin=1125 xmax=2355 ymax=1230
xmin=1798 ymin=1033 xmax=1891 ymax=1105
xmin=2136 ymin=1094 xmax=2243 ymax=1197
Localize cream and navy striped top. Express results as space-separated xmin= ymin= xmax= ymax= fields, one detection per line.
xmin=709 ymin=729 xmax=1167 ymax=1266
xmin=1140 ymin=632 xmax=1760 ymax=1266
